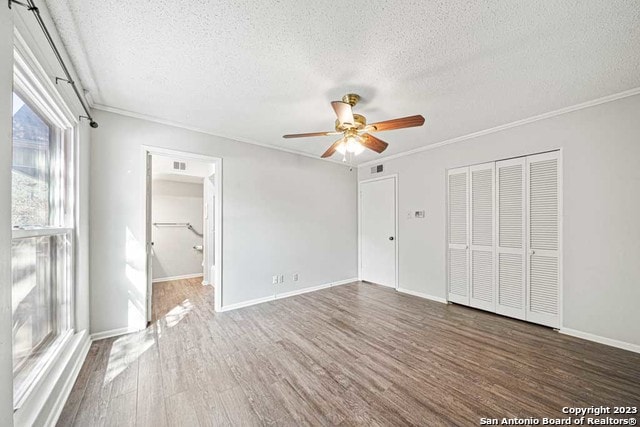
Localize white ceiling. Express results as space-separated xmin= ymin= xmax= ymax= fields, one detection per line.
xmin=46 ymin=1 xmax=640 ymax=164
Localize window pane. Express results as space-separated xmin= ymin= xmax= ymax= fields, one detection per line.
xmin=12 ymin=236 xmax=53 ymax=370
xmin=12 ymin=93 xmax=52 ymax=227
xmin=11 ymin=233 xmax=71 ymax=403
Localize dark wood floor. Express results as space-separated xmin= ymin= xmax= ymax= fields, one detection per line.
xmin=58 ymin=278 xmax=640 ymax=426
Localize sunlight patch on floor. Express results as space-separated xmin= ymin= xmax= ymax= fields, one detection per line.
xmin=104 ymin=327 xmax=154 ymax=385
xmin=163 ymin=299 xmax=193 ymax=328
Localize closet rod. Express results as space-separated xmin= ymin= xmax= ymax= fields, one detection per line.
xmin=153 ymin=223 xmax=203 ymax=237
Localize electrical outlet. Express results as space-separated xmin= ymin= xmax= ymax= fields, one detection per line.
xmin=293 ymin=273 xmax=299 ymax=281
xmin=272 ymin=275 xmax=278 ymax=285
xmin=279 ymin=274 xmax=284 ymax=283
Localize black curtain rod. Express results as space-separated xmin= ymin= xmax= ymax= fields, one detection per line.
xmin=9 ymin=0 xmax=98 ymax=128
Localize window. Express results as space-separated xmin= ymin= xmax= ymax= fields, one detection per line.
xmin=11 ymin=90 xmax=74 ymax=407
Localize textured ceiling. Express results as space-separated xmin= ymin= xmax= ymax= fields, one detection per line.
xmin=45 ymin=0 xmax=640 ymax=164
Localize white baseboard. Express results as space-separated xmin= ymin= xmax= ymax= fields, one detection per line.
xmin=90 ymin=325 xmax=144 ymax=341
xmin=219 ymin=295 xmax=276 ymax=312
xmin=152 ymin=273 xmax=203 ymax=283
xmin=397 ymin=287 xmax=448 ymax=304
xmin=559 ymin=328 xmax=640 ymax=354
xmin=219 ymin=277 xmax=358 ymax=312
xmin=46 ymin=332 xmax=91 ymax=426
xmin=275 ymin=277 xmax=356 ymax=300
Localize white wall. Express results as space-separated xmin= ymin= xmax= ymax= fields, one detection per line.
xmin=0 ymin=6 xmax=15 ymax=426
xmin=152 ymin=179 xmax=204 ymax=280
xmin=358 ymin=93 xmax=640 ymax=347
xmin=89 ymin=109 xmax=358 ymax=334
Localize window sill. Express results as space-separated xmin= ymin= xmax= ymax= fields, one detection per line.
xmin=13 ymin=330 xmax=90 ymax=426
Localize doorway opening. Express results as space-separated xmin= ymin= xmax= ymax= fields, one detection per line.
xmin=143 ymin=147 xmax=222 ymax=323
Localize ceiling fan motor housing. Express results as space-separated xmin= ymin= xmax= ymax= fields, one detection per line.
xmin=335 ymin=113 xmax=367 ymax=132
xmin=342 ymin=93 xmax=361 ymax=106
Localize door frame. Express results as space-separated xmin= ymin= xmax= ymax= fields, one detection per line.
xmin=202 ymin=172 xmax=216 ymax=286
xmin=141 ymin=145 xmax=223 ymax=320
xmin=357 ymin=174 xmax=399 ymax=289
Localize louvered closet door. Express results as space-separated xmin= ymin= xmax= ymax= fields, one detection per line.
xmin=526 ymin=152 xmax=560 ymax=328
xmin=447 ymin=167 xmax=469 ymax=305
xmin=469 ymin=163 xmax=495 ymax=311
xmin=495 ymin=158 xmax=526 ymax=320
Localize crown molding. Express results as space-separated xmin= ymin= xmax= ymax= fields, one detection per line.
xmin=357 ymin=86 xmax=640 ymax=168
xmin=91 ymin=103 xmax=351 ymax=167
xmin=92 ymin=86 xmax=640 ymax=170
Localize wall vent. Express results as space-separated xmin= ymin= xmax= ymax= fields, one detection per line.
xmin=173 ymin=161 xmax=186 ymax=171
xmin=370 ymin=164 xmax=384 ymax=174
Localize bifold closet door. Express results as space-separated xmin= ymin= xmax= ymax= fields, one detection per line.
xmin=469 ymin=163 xmax=495 ymax=311
xmin=526 ymin=152 xmax=560 ymax=328
xmin=447 ymin=167 xmax=469 ymax=305
xmin=495 ymin=158 xmax=526 ymax=320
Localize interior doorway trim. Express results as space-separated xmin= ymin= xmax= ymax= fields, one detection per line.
xmin=141 ymin=146 xmax=223 ymax=316
xmin=357 ymin=174 xmax=399 ymax=289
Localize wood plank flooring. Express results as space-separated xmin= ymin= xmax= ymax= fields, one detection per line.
xmin=58 ymin=278 xmax=640 ymax=426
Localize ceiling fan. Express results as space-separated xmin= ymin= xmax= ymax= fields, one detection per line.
xmin=283 ymin=93 xmax=425 ymax=159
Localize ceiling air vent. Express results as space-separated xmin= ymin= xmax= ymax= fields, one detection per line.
xmin=173 ymin=161 xmax=186 ymax=171
xmin=370 ymin=164 xmax=384 ymax=174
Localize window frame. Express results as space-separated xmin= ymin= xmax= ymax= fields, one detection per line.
xmin=11 ymin=36 xmax=78 ymax=410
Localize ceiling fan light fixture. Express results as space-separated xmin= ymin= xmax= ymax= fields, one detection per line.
xmin=336 ymin=134 xmax=365 ymax=155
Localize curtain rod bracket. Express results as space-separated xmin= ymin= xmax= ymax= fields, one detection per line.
xmin=80 ymin=116 xmax=99 ymax=128
xmin=9 ymin=0 xmax=27 ymax=9
xmin=55 ymin=77 xmax=73 ymax=85
xmin=9 ymin=0 xmax=37 ymax=11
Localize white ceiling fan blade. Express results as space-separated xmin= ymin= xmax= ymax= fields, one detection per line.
xmin=331 ymin=101 xmax=354 ymax=126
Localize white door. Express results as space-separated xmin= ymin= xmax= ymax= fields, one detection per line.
xmin=145 ymin=153 xmax=153 ymax=323
xmin=360 ymin=177 xmax=396 ymax=287
xmin=447 ymin=167 xmax=469 ymax=304
xmin=526 ymin=152 xmax=561 ymax=328
xmin=495 ymin=158 xmax=526 ymax=320
xmin=469 ymin=163 xmax=495 ymax=311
